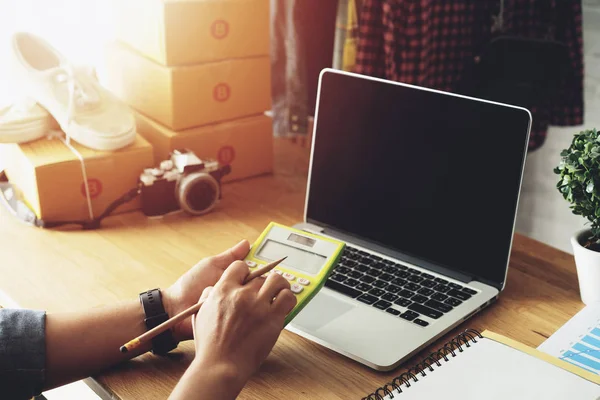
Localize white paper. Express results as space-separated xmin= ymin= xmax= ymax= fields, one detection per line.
xmin=381 ymin=338 xmax=599 ymax=400
xmin=538 ymin=304 xmax=600 ymax=375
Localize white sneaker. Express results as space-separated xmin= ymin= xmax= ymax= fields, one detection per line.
xmin=0 ymin=99 xmax=50 ymax=144
xmin=10 ymin=32 xmax=136 ymax=151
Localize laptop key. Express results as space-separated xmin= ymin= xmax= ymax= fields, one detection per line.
xmin=387 ymin=284 xmax=402 ymax=294
xmin=421 ymin=273 xmax=434 ymax=279
xmin=380 ymin=273 xmax=395 ymax=281
xmin=330 ymin=274 xmax=347 ymax=283
xmin=394 ymin=263 xmax=408 ymax=270
xmin=372 ymin=280 xmax=388 ymax=289
xmin=413 ymin=318 xmax=429 ymax=327
xmin=367 ymin=268 xmax=383 ymax=277
xmin=407 ymin=275 xmax=424 ymax=283
xmin=404 ymin=283 xmax=420 ymax=291
xmin=407 ymin=268 xmax=421 ymax=275
xmin=425 ymin=299 xmax=453 ymax=313
xmin=400 ymin=311 xmax=419 ymax=321
xmin=408 ymin=303 xmax=443 ymax=319
xmin=354 ymin=264 xmax=369 ymax=273
xmin=462 ymin=287 xmax=478 ymax=295
xmin=344 ymin=278 xmax=360 ymax=287
xmin=431 ymin=292 xmax=448 ymax=302
xmin=391 ymin=278 xmax=407 ymax=287
xmin=434 ymin=284 xmax=450 ymax=293
xmin=324 ymin=280 xmax=362 ymax=298
xmin=359 ymin=256 xmax=373 ymax=265
xmin=445 ymin=297 xmax=463 ymax=307
xmin=421 ymin=279 xmax=437 ymax=288
xmin=382 ymin=265 xmax=397 ymax=274
xmin=357 ymin=250 xmax=369 ymax=256
xmin=347 ymin=270 xmax=362 ymax=279
xmin=394 ymin=270 xmax=410 ymax=278
xmin=336 ymin=266 xmax=351 ymax=275
xmin=357 ymin=294 xmax=378 ymax=304
xmin=373 ymin=300 xmax=392 ymax=310
xmin=370 ymin=254 xmax=382 ymax=261
xmin=356 ymin=283 xmax=372 ymax=292
xmin=382 ymin=293 xmax=399 ymax=302
xmin=434 ymin=277 xmax=448 ymax=284
xmin=449 ymin=283 xmax=464 ymax=290
xmin=398 ymin=290 xmax=415 ymax=298
xmin=394 ymin=298 xmax=412 ymax=307
xmin=447 ymin=289 xmax=471 ymax=301
xmin=368 ymin=288 xmax=385 ymax=297
xmin=417 ymin=288 xmax=434 ymax=296
xmin=386 ymin=308 xmax=401 ymax=316
xmin=411 ymin=294 xmax=428 ymax=304
xmin=360 ymin=275 xmax=376 ymax=284
xmin=345 ymin=260 xmax=357 ymax=267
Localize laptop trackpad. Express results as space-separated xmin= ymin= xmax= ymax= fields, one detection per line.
xmin=293 ymin=291 xmax=356 ymax=331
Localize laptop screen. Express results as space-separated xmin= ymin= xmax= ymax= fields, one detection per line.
xmin=306 ymin=70 xmax=531 ymax=288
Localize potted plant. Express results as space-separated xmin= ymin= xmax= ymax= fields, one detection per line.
xmin=555 ymin=128 xmax=600 ymax=304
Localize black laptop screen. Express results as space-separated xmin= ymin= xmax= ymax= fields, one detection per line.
xmin=306 ymin=70 xmax=531 ymax=288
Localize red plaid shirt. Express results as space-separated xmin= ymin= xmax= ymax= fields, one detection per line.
xmin=355 ymin=0 xmax=584 ymax=151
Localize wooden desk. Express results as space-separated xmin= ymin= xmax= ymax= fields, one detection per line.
xmin=0 ymin=139 xmax=585 ymax=399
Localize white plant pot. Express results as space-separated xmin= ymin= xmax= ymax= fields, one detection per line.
xmin=571 ymin=229 xmax=600 ymax=304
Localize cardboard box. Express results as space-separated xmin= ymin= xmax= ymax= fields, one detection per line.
xmin=103 ymin=42 xmax=271 ymax=131
xmin=0 ymin=136 xmax=154 ymax=222
xmin=114 ymin=0 xmax=269 ymax=66
xmin=135 ymin=112 xmax=273 ymax=182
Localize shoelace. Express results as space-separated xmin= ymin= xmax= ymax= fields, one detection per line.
xmin=54 ymin=65 xmax=100 ymax=138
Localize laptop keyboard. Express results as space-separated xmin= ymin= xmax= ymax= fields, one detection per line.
xmin=325 ymin=245 xmax=480 ymax=327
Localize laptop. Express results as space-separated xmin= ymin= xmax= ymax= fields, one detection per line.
xmin=287 ymin=69 xmax=532 ymax=371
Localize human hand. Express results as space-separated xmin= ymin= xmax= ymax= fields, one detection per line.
xmin=191 ymin=261 xmax=297 ymax=393
xmin=162 ymin=240 xmax=250 ymax=342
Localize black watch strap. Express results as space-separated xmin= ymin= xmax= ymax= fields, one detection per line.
xmin=139 ymin=289 xmax=177 ymax=355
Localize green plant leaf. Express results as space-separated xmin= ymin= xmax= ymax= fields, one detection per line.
xmin=587 ymin=181 xmax=595 ymax=193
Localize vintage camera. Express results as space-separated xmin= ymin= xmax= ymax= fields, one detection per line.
xmin=139 ymin=149 xmax=231 ymax=217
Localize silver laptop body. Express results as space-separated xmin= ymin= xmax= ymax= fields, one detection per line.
xmin=287 ymin=69 xmax=532 ymax=371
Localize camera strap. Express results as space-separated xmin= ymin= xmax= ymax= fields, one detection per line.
xmin=0 ymin=170 xmax=141 ymax=230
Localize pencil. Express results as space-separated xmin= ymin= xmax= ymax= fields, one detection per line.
xmin=119 ymin=256 xmax=287 ymax=353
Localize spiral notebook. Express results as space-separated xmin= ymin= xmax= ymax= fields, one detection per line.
xmin=363 ymin=329 xmax=600 ymax=400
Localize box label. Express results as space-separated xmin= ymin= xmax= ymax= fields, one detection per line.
xmin=217 ymin=145 xmax=236 ymax=165
xmin=81 ymin=178 xmax=103 ymax=199
xmin=213 ymin=83 xmax=231 ymax=102
xmin=211 ymin=20 xmax=230 ymax=40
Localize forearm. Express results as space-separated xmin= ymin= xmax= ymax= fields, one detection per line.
xmin=44 ymin=300 xmax=153 ymax=390
xmin=169 ymin=360 xmax=244 ymax=400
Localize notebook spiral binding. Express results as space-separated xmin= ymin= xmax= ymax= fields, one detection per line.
xmin=362 ymin=329 xmax=483 ymax=400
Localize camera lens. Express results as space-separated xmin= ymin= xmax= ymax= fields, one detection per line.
xmin=177 ymin=173 xmax=220 ymax=215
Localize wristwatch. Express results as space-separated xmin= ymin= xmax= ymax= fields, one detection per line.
xmin=139 ymin=289 xmax=178 ymax=355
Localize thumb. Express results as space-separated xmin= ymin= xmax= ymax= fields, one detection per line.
xmin=211 ymin=240 xmax=250 ymax=269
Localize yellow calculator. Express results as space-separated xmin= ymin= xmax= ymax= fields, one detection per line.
xmin=244 ymin=222 xmax=345 ymax=325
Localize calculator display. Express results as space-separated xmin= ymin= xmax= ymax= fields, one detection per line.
xmin=258 ymin=240 xmax=326 ymax=274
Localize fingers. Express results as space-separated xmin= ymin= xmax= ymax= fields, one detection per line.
xmin=220 ymin=260 xmax=250 ymax=286
xmin=259 ymin=273 xmax=291 ymax=302
xmin=210 ymin=240 xmax=250 ymax=270
xmin=199 ymin=286 xmax=213 ymax=302
xmin=272 ymin=289 xmax=297 ymax=316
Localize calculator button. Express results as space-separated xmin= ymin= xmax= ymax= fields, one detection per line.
xmin=282 ymin=273 xmax=296 ymax=281
xmin=290 ymin=284 xmax=304 ymax=294
xmin=274 ymin=270 xmax=283 ymax=275
xmin=297 ymin=278 xmax=310 ymax=286
xmin=245 ymin=261 xmax=257 ymax=268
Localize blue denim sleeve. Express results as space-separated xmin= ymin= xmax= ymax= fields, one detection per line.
xmin=0 ymin=309 xmax=46 ymax=400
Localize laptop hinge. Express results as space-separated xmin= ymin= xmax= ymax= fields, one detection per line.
xmin=302 ymin=220 xmax=478 ymax=284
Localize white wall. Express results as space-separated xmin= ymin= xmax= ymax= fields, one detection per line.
xmin=515 ymin=2 xmax=600 ymax=253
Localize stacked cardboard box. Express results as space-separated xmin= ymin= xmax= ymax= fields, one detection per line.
xmin=104 ymin=0 xmax=273 ymax=182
